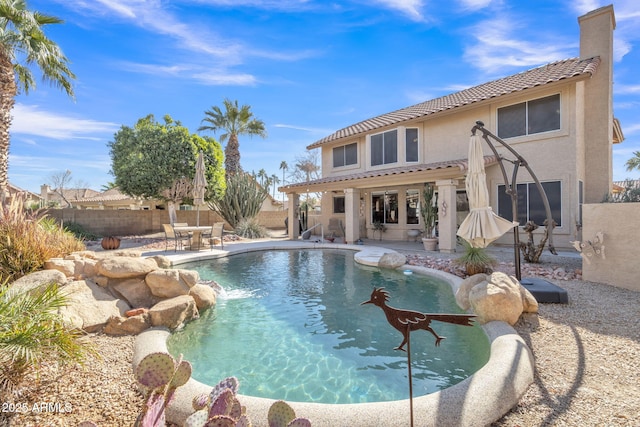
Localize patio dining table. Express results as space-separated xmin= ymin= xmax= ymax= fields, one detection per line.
xmin=173 ymin=225 xmax=211 ymax=250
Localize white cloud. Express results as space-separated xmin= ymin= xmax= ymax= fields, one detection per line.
xmin=11 ymin=104 xmax=119 ymax=140
xmin=463 ymin=16 xmax=575 ymax=74
xmin=370 ymin=0 xmax=425 ymax=21
xmin=273 ymin=124 xmax=331 ymax=134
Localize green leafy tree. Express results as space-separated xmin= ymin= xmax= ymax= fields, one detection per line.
xmin=109 ymin=114 xmax=225 ymax=204
xmin=198 ymin=99 xmax=267 ymax=175
xmin=0 ymin=0 xmax=75 ymax=206
xmin=625 ymin=151 xmax=640 ymax=172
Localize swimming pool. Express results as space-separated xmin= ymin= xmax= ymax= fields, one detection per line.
xmin=167 ymin=249 xmax=490 ymax=404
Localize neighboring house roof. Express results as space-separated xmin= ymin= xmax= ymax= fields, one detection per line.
xmin=282 ymin=155 xmax=499 ymax=192
xmin=308 ymin=56 xmax=601 ymax=149
xmin=612 ymin=179 xmax=640 ymax=193
xmin=8 ymin=182 xmax=41 ymax=200
xmin=75 ymin=187 xmax=134 ymax=203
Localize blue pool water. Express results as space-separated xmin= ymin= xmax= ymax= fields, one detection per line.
xmin=167 ymin=249 xmax=489 ymax=404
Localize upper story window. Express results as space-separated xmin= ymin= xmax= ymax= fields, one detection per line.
xmin=371 ymin=130 xmax=398 ymax=166
xmin=333 ymin=142 xmax=358 ymax=168
xmin=406 ymin=128 xmax=418 ymax=162
xmin=497 ymin=180 xmax=562 ymax=227
xmin=497 ymin=94 xmax=560 ymax=139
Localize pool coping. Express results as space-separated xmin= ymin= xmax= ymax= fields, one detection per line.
xmin=135 ymin=241 xmax=534 ymax=427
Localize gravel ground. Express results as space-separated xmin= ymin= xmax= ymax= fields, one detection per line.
xmin=2 ymin=237 xmax=638 ymax=426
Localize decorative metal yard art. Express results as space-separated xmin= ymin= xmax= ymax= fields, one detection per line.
xmin=361 ymin=287 xmax=476 ymax=427
xmin=466 ymin=121 xmax=557 ymax=280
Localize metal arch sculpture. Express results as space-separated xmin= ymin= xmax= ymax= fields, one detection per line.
xmin=471 ymin=121 xmax=558 ymax=280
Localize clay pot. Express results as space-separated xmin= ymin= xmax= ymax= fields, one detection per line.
xmin=101 ymin=236 xmax=121 ymax=250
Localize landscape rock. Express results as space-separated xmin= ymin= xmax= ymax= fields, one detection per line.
xmin=110 ymin=277 xmax=158 ymax=308
xmin=188 ymin=284 xmax=217 ymax=310
xmin=148 ymin=295 xmax=198 ymax=329
xmin=9 ymin=270 xmax=68 ymax=296
xmin=378 ymin=252 xmax=407 ymax=269
xmin=104 ymin=313 xmax=151 ymax=336
xmin=464 ymin=272 xmax=538 ymax=325
xmin=147 ymin=255 xmax=171 ymax=269
xmin=59 ymin=280 xmax=131 ymax=332
xmin=43 ymin=258 xmax=75 ymax=278
xmin=145 ymin=269 xmax=199 ymax=298
xmin=96 ymin=256 xmax=158 ymax=279
xmin=455 ymin=274 xmax=490 ymax=310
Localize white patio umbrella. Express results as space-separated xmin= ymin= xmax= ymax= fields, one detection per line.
xmin=193 ymin=151 xmax=207 ymax=226
xmin=457 ymin=134 xmax=518 ymax=248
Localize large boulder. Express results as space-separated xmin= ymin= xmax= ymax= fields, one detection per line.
xmin=110 ymin=277 xmax=158 ymax=308
xmin=145 ymin=269 xmax=200 ymax=299
xmin=189 ymin=284 xmax=217 ymax=310
xmin=104 ymin=313 xmax=151 ymax=336
xmin=378 ymin=252 xmax=407 ymax=269
xmin=455 ymin=274 xmax=490 ymax=310
xmin=43 ymin=258 xmax=75 ymax=278
xmin=9 ymin=270 xmax=68 ymax=296
xmin=59 ymin=280 xmax=131 ymax=332
xmin=459 ymin=272 xmax=538 ymax=325
xmin=148 ymin=295 xmax=199 ymax=329
xmin=95 ymin=256 xmax=158 ymax=279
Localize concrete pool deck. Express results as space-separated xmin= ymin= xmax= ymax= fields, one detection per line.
xmin=134 ymin=240 xmax=535 ymax=426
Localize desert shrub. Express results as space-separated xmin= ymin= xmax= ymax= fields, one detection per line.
xmin=62 ymin=221 xmax=100 ymax=241
xmin=0 ymin=282 xmax=96 ymax=399
xmin=0 ymin=198 xmax=85 ymax=282
xmin=235 ymin=217 xmax=268 ymax=239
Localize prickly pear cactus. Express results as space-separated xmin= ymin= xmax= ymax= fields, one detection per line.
xmin=136 ymin=352 xmax=175 ymax=389
xmin=288 ymin=418 xmax=312 ymax=427
xmin=193 ymin=393 xmax=210 ymax=411
xmin=204 ymin=415 xmax=236 ymax=427
xmin=140 ymin=393 xmax=166 ymax=427
xmin=184 ymin=409 xmax=209 ymax=427
xmin=267 ymin=401 xmax=296 ymax=427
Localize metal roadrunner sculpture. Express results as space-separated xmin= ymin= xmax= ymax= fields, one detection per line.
xmin=361 ymin=287 xmax=477 ymax=427
xmin=361 ymin=287 xmax=476 ymax=351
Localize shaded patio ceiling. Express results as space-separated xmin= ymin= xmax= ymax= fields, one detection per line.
xmin=280 ymin=155 xmax=499 ymax=193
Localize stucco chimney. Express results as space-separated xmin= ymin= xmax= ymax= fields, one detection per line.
xmin=579 ymin=4 xmax=615 ymax=203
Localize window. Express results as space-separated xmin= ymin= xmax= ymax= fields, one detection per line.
xmin=372 ymin=192 xmax=398 ymax=224
xmin=406 ymin=128 xmax=418 ymax=162
xmin=333 ymin=196 xmax=345 ymax=214
xmin=371 ymin=130 xmax=398 ymax=166
xmin=406 ymin=190 xmax=419 ymax=224
xmin=497 ymin=181 xmax=561 ymax=226
xmin=497 ymin=94 xmax=560 ymax=138
xmin=333 ymin=143 xmax=357 ymax=168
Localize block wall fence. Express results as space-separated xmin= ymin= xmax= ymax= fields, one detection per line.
xmin=46 ymin=209 xmax=288 ymax=237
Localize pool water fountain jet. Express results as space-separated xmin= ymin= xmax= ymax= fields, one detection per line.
xmin=361 ymin=287 xmax=476 ymax=427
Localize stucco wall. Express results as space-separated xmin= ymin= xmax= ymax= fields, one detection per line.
xmin=582 ymin=203 xmax=640 ymax=291
xmin=46 ymin=209 xmax=288 ymax=236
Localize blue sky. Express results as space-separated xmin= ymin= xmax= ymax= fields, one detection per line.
xmin=8 ymin=0 xmax=640 ymax=193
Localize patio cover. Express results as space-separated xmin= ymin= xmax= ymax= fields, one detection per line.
xmin=457 ymin=134 xmax=517 ymax=248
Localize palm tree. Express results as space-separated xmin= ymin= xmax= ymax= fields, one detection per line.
xmin=625 ymin=151 xmax=640 ymax=172
xmin=0 ymin=1 xmax=75 ymax=205
xmin=198 ymin=99 xmax=267 ymax=175
xmin=279 ymin=160 xmax=288 ymax=210
xmin=270 ymin=173 xmax=279 ymax=199
xmin=279 ymin=160 xmax=288 ymax=185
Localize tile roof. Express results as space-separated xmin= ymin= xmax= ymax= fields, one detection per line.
xmin=308 ymin=56 xmax=601 ymax=149
xmin=76 ymin=187 xmax=134 ymax=203
xmin=281 ymin=155 xmax=498 ymax=191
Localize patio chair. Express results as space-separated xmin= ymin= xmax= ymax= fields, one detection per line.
xmin=206 ymin=222 xmax=225 ymax=250
xmin=162 ymin=223 xmax=190 ymax=251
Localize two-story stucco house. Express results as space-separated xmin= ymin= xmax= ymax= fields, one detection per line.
xmin=281 ymin=5 xmax=623 ymax=253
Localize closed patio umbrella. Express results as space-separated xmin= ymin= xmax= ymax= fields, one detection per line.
xmin=457 ymin=134 xmax=517 ymax=248
xmin=193 ymin=151 xmax=207 ymax=226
